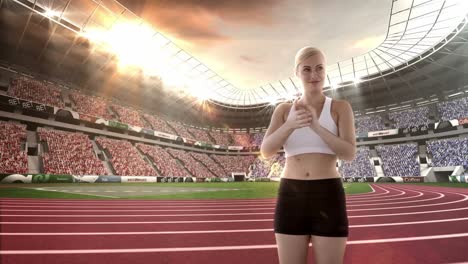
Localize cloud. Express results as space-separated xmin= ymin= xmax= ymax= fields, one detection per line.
xmin=117 ymin=0 xmax=284 ymax=46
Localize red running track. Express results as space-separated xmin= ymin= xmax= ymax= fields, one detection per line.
xmin=1 ymin=183 xmax=468 ymax=264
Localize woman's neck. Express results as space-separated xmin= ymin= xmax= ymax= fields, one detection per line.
xmin=300 ymin=92 xmax=326 ymax=106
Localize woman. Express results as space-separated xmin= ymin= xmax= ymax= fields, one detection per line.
xmin=260 ymin=46 xmax=356 ymax=264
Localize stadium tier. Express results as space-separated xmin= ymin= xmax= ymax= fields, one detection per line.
xmin=136 ymin=143 xmax=188 ymax=177
xmin=110 ymin=104 xmax=147 ymax=128
xmin=95 ymin=136 xmax=157 ymax=176
xmin=338 ymin=147 xmax=377 ymax=178
xmin=8 ymin=77 xmax=64 ymax=108
xmin=0 ymin=73 xmax=467 ymax=178
xmin=0 ymin=121 xmax=28 ymax=174
xmin=38 ymin=127 xmax=107 ymax=176
xmin=69 ymin=91 xmax=114 ymax=120
xmin=437 ymin=97 xmax=468 ymax=121
xmin=376 ymin=143 xmax=421 ymax=177
xmin=426 ymin=137 xmax=468 ymax=167
xmin=388 ymin=107 xmax=430 ymax=129
xmin=166 ymin=148 xmax=216 ymax=178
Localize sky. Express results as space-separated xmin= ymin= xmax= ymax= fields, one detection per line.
xmin=116 ymin=0 xmax=391 ymax=91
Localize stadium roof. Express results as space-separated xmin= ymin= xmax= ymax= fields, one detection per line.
xmin=7 ymin=0 xmax=468 ymax=108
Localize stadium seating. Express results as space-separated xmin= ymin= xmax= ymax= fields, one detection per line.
xmin=96 ymin=137 xmax=156 ymax=176
xmin=111 ymin=104 xmax=147 ymax=128
xmin=38 ymin=128 xmax=107 ymax=175
xmin=209 ymin=131 xmax=233 ymax=146
xmin=166 ymin=120 xmax=196 ymax=139
xmin=69 ymin=91 xmax=114 ymax=120
xmin=249 ymin=153 xmax=283 ymax=177
xmin=142 ymin=113 xmax=177 ymax=134
xmin=211 ymin=154 xmax=256 ymax=174
xmin=232 ymin=133 xmax=252 ymax=147
xmin=186 ymin=127 xmax=215 ymax=144
xmin=9 ymin=77 xmax=64 ymax=108
xmin=376 ymin=143 xmax=420 ymax=176
xmin=389 ymin=107 xmax=430 ymax=129
xmin=190 ymin=152 xmax=227 ymax=177
xmin=0 ymin=121 xmax=28 ymax=174
xmin=166 ymin=148 xmax=215 ymax=177
xmin=339 ymin=147 xmax=377 ymax=177
xmin=426 ymin=137 xmax=468 ymax=167
xmin=252 ymin=132 xmax=265 ymax=146
xmin=355 ymin=115 xmax=386 ymax=134
xmin=136 ymin=143 xmax=187 ymax=176
xmin=437 ymin=97 xmax=468 ymax=121
xmin=268 ymin=155 xmax=285 ymax=177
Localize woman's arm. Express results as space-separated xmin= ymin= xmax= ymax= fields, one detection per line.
xmin=260 ymin=103 xmax=294 ymax=159
xmin=310 ymin=100 xmax=356 ymax=161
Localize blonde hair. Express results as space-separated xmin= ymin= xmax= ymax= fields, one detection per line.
xmin=294 ymin=46 xmax=325 ymax=76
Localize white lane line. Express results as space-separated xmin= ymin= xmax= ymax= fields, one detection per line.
xmin=346 ymin=184 xmax=387 ymax=198
xmin=0 ymin=219 xmax=272 ymax=224
xmin=351 ymin=206 xmax=468 ymax=218
xmin=346 ymin=185 xmax=400 ymax=200
xmin=347 ymin=190 xmax=417 ymax=203
xmin=1 ymin=191 xmax=465 ymax=213
xmin=0 ymin=208 xmax=275 ymax=212
xmin=348 ymin=191 xmax=442 ymax=207
xmin=0 ymin=212 xmax=274 ymax=217
xmin=0 ymin=204 xmax=277 ymax=209
xmin=348 ymin=189 xmax=467 ymax=212
xmin=4 ymin=206 xmax=468 ymax=225
xmin=0 ymin=200 xmax=276 ymax=206
xmin=30 ymin=188 xmax=118 ymax=199
xmin=0 ymin=198 xmax=276 ymax=203
xmin=3 ymin=205 xmax=468 ymax=219
xmin=2 ymin=187 xmax=467 ymax=213
xmin=3 ymin=217 xmax=468 ymax=236
xmin=2 ymin=232 xmax=468 ymax=254
xmin=5 ymin=192 xmax=460 ymax=213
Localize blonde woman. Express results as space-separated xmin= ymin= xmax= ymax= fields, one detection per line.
xmin=260 ymin=47 xmax=356 ymax=264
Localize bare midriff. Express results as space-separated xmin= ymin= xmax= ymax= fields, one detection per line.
xmin=281 ymin=153 xmax=340 ymax=180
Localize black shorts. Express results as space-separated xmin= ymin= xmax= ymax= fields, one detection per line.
xmin=274 ymin=177 xmax=349 ymax=237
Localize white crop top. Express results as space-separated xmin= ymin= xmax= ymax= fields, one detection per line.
xmin=283 ymin=96 xmax=338 ymax=158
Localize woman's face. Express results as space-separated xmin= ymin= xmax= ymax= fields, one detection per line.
xmin=296 ymin=53 xmax=326 ymax=92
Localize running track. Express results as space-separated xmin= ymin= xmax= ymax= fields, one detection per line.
xmin=1 ymin=184 xmax=468 ymax=264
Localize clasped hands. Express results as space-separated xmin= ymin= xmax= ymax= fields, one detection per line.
xmin=285 ymin=98 xmax=320 ymax=131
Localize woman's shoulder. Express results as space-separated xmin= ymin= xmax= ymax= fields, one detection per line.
xmin=330 ymin=98 xmax=352 ymax=111
xmin=275 ymin=102 xmax=293 ymax=122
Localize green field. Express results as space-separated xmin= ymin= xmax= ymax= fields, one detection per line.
xmin=0 ymin=182 xmax=466 ymax=200
xmin=0 ymin=182 xmax=371 ymax=200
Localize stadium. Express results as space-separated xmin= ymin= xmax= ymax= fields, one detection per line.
xmin=0 ymin=0 xmax=467 ymax=263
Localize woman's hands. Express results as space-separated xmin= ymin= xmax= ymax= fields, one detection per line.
xmin=284 ymin=99 xmax=314 ymax=130
xmin=284 ymin=99 xmax=321 ymax=131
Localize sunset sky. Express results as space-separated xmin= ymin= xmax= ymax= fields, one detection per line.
xmin=116 ymin=0 xmax=390 ymax=90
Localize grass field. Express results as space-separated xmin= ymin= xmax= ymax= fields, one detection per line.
xmin=0 ymin=182 xmax=370 ymax=200
xmin=0 ymin=182 xmax=466 ymax=200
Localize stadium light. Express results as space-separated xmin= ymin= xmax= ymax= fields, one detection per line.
xmin=44 ymin=8 xmax=60 ymax=18
xmin=187 ymin=78 xmax=213 ymax=101
xmin=268 ymin=96 xmax=279 ymax=105
xmin=81 ymin=22 xmax=166 ymax=71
